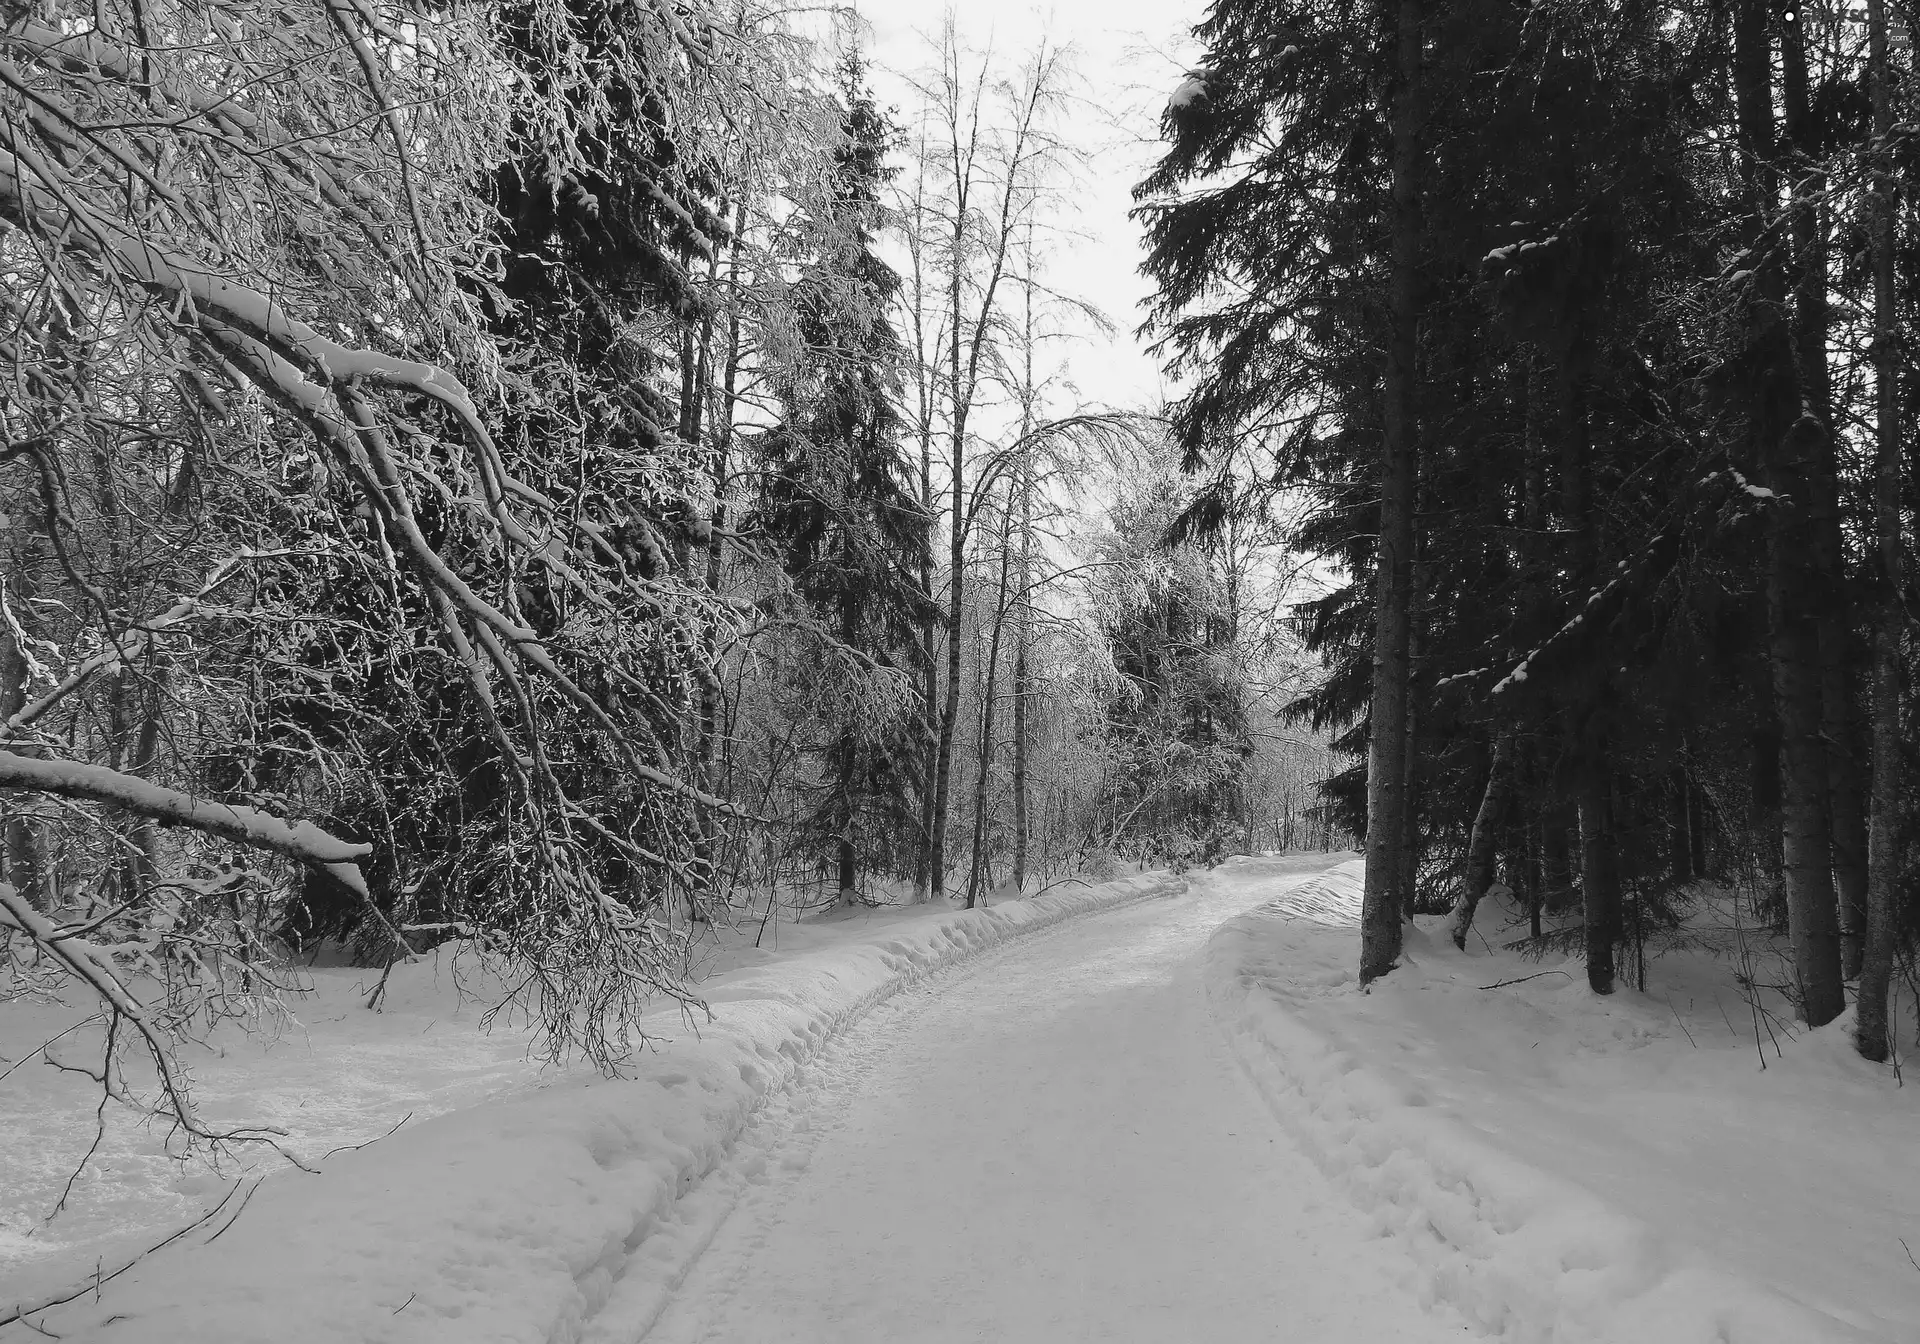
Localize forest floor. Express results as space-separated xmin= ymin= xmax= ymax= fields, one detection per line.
xmin=3 ymin=854 xmax=1914 ymax=1342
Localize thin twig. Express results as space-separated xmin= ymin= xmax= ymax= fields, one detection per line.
xmin=0 ymin=1017 xmax=103 ymax=1087
xmin=201 ymin=1179 xmax=264 ymax=1246
xmin=1478 ymin=969 xmax=1572 ymax=991
xmin=0 ymin=1178 xmax=251 ymax=1334
xmin=1663 ymin=993 xmax=1699 ymax=1048
xmin=320 ymin=1112 xmax=412 ymax=1161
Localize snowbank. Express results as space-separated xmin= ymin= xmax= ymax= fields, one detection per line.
xmin=1201 ymin=858 xmax=1914 ymax=1344
xmin=5 ymin=871 xmax=1180 ymax=1343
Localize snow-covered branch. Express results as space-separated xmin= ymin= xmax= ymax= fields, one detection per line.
xmin=0 ymin=751 xmax=372 ymax=896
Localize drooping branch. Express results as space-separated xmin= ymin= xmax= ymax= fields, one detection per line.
xmin=0 ymin=750 xmax=373 ymax=895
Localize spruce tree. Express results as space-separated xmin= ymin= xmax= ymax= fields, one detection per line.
xmin=754 ymin=53 xmax=936 ymax=904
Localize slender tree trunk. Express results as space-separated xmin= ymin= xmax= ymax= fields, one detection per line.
xmin=690 ymin=201 xmax=745 ymax=919
xmin=924 ymin=30 xmax=1049 ymax=900
xmin=124 ymin=665 xmax=169 ymax=900
xmin=904 ymin=157 xmax=941 ymax=906
xmin=1398 ymin=534 xmax=1426 ymax=918
xmin=1010 ymin=240 xmax=1037 ymax=896
xmin=966 ymin=490 xmax=1017 ymax=908
xmin=1667 ymin=766 xmax=1693 ymax=887
xmin=1747 ymin=715 xmax=1784 ymax=912
xmin=0 ymin=553 xmax=46 ymax=909
xmin=1557 ymin=315 xmax=1619 ymax=991
xmin=835 ymin=578 xmax=860 ymax=907
xmin=1360 ymin=0 xmax=1424 ymax=985
xmin=1011 ymin=445 xmax=1033 ymax=896
xmin=1398 ymin=626 xmax=1422 ymax=919
xmin=1541 ymin=805 xmax=1573 ymax=908
xmin=1857 ymin=0 xmax=1903 ymax=1061
xmin=669 ymin=231 xmax=729 ymax=921
xmin=1578 ymin=763 xmax=1621 ymax=994
xmin=931 ymin=372 xmax=966 ymax=903
xmin=1688 ymin=774 xmax=1709 ymax=877
xmin=930 ymin=71 xmax=973 ymax=904
xmin=915 ymin=412 xmax=939 ymax=902
xmin=1824 ymin=637 xmax=1870 ymax=980
xmin=1449 ymin=733 xmax=1515 ymax=949
xmin=1525 ymin=820 xmax=1544 ymax=940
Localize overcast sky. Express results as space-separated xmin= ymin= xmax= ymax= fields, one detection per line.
xmin=857 ymin=1 xmax=1207 ymax=416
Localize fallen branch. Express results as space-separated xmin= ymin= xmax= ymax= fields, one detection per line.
xmin=320 ymin=1111 xmax=412 ymax=1161
xmin=0 ymin=1177 xmax=262 ymax=1336
xmin=1478 ymin=969 xmax=1573 ymax=991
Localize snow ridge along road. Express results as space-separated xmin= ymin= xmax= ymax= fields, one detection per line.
xmin=18 ymin=870 xmax=1181 ymax=1344
xmin=628 ymin=853 xmax=1468 ymax=1344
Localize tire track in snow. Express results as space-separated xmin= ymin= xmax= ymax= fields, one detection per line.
xmin=621 ymin=856 xmax=1470 ymax=1344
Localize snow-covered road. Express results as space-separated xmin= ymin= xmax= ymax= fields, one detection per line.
xmin=641 ymin=856 xmax=1467 ymax=1343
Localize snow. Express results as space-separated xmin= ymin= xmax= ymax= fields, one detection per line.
xmin=0 ymin=752 xmax=372 ymax=893
xmin=3 ymin=869 xmax=1181 ymax=1341
xmin=11 ymin=853 xmax=1911 ymax=1342
xmin=1204 ymin=859 xmax=1920 ymax=1343
xmin=1485 ymin=237 xmax=1561 ymax=267
xmin=639 ymin=853 xmax=1464 ymax=1344
xmin=1168 ymin=74 xmax=1208 ymax=110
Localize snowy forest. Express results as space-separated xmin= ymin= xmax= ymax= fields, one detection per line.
xmin=0 ymin=0 xmax=1338 ymax=1139
xmin=1140 ymin=0 xmax=1920 ymax=1060
xmin=1 ymin=0 xmax=1918 ymax=1339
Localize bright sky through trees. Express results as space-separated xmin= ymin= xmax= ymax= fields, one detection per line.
xmin=863 ymin=1 xmax=1201 ymax=412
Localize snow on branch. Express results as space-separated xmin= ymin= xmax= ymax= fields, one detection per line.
xmin=0 ymin=751 xmax=372 ymax=896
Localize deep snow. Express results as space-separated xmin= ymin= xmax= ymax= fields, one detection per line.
xmin=1205 ymin=858 xmax=1920 ymax=1344
xmin=8 ymin=852 xmax=1908 ymax=1344
xmin=2 ymin=869 xmax=1183 ymax=1341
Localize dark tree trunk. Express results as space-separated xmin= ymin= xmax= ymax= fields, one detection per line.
xmin=965 ymin=492 xmax=1017 ymax=908
xmin=1736 ymin=0 xmax=1843 ymax=1026
xmin=1784 ymin=16 xmax=1870 ymax=983
xmin=1525 ymin=827 xmax=1543 ymax=941
xmin=1749 ymin=719 xmax=1785 ymax=917
xmin=1857 ymin=0 xmax=1903 ymax=1061
xmin=1578 ymin=764 xmax=1621 ymax=994
xmin=835 ymin=577 xmax=860 ymax=908
xmin=1449 ymin=733 xmax=1515 ymax=949
xmin=0 ymin=555 xmax=46 ymax=909
xmin=1011 ymin=457 xmax=1032 ymax=894
xmin=1825 ymin=650 xmax=1870 ymax=982
xmin=1541 ymin=804 xmax=1574 ymax=908
xmin=1360 ymin=0 xmax=1424 ymax=985
xmin=836 ymin=729 xmax=857 ymax=905
xmin=915 ymin=395 xmax=939 ymax=902
xmin=679 ymin=238 xmax=721 ymax=922
xmin=1398 ymin=550 xmax=1425 ymax=919
xmin=1667 ymin=767 xmax=1693 ymax=888
xmin=930 ymin=414 xmax=965 ymax=904
xmin=1688 ymin=778 xmax=1709 ymax=879
xmin=695 ymin=219 xmax=747 ymax=920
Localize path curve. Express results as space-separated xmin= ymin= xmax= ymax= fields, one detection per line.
xmin=635 ymin=856 xmax=1468 ymax=1343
